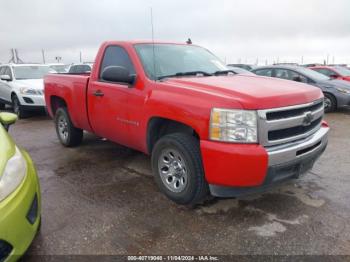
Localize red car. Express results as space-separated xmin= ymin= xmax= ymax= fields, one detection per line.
xmin=44 ymin=41 xmax=329 ymax=205
xmin=310 ymin=66 xmax=350 ymax=82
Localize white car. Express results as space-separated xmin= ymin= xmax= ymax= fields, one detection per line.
xmin=0 ymin=64 xmax=54 ymax=118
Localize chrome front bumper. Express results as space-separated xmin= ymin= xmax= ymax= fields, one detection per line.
xmin=267 ymin=126 xmax=329 ymax=166
xmin=209 ymin=126 xmax=329 ymax=198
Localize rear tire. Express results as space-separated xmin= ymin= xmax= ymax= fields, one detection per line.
xmin=324 ymin=93 xmax=336 ymax=113
xmin=151 ymin=133 xmax=208 ymax=206
xmin=12 ymin=95 xmax=28 ymax=119
xmin=55 ymin=108 xmax=83 ymax=147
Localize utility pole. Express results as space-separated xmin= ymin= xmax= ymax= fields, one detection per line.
xmin=301 ymin=56 xmax=304 ymax=65
xmin=42 ymin=49 xmax=46 ymax=64
xmin=80 ymin=51 xmax=82 ymax=63
xmin=15 ymin=49 xmax=24 ymax=63
xmin=9 ymin=49 xmax=16 ymax=63
xmin=9 ymin=49 xmax=24 ymax=64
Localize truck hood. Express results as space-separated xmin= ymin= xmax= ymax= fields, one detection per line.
xmin=15 ymin=79 xmax=44 ymax=90
xmin=163 ymin=75 xmax=322 ymax=109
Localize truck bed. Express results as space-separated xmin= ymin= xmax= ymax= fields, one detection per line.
xmin=44 ymin=73 xmax=92 ymax=132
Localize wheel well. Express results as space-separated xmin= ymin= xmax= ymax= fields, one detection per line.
xmin=147 ymin=117 xmax=199 ymax=154
xmin=11 ymin=92 xmax=17 ymax=100
xmin=323 ymin=92 xmax=337 ymax=107
xmin=50 ymin=96 xmax=67 ymax=115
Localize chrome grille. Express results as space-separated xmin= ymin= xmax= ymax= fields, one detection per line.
xmin=258 ymin=99 xmax=324 ymax=147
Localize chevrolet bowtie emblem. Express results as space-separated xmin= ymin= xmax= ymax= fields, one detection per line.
xmin=302 ymin=112 xmax=313 ymax=126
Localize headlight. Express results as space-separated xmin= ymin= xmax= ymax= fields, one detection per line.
xmin=335 ymin=87 xmax=350 ymax=94
xmin=210 ymin=108 xmax=257 ymax=143
xmin=19 ymin=87 xmax=39 ymax=95
xmin=0 ymin=147 xmax=27 ymax=201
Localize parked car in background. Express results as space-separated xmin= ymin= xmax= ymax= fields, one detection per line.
xmin=48 ymin=63 xmax=70 ymax=73
xmin=303 ymin=63 xmax=324 ymax=67
xmin=68 ymin=63 xmax=93 ymax=74
xmin=0 ymin=112 xmax=41 ymax=262
xmin=44 ymin=41 xmax=328 ymax=205
xmin=226 ymin=65 xmax=255 ymax=75
xmin=226 ymin=64 xmax=255 ymax=71
xmin=0 ymin=64 xmax=54 ymax=118
xmin=309 ymin=66 xmax=350 ymax=82
xmin=252 ymin=65 xmax=350 ymax=112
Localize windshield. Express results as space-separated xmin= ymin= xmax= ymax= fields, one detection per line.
xmin=297 ymin=67 xmax=330 ymax=81
xmin=13 ymin=66 xmax=53 ymax=80
xmin=134 ymin=44 xmax=228 ymax=80
xmin=334 ymin=67 xmax=350 ymax=76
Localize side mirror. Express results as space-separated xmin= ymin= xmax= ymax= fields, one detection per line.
xmin=101 ymin=66 xmax=135 ymax=85
xmin=329 ymin=74 xmax=338 ymax=79
xmin=0 ymin=112 xmax=17 ymax=131
xmin=0 ymin=75 xmax=11 ymax=81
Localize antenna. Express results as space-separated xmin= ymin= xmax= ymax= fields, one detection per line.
xmin=150 ymin=7 xmax=157 ymax=81
xmin=42 ymin=49 xmax=46 ymax=64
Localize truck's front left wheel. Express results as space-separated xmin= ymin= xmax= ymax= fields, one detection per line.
xmin=55 ymin=108 xmax=83 ymax=147
xmin=151 ymin=133 xmax=208 ymax=206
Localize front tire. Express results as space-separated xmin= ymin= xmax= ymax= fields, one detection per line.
xmin=151 ymin=133 xmax=208 ymax=206
xmin=55 ymin=108 xmax=83 ymax=147
xmin=12 ymin=95 xmax=28 ymax=118
xmin=324 ymin=93 xmax=336 ymax=113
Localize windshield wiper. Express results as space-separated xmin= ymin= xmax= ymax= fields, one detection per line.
xmin=213 ymin=70 xmax=237 ymax=76
xmin=157 ymin=71 xmax=212 ymax=80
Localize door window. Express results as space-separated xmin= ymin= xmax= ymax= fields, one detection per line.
xmin=254 ymin=69 xmax=273 ymax=77
xmin=275 ymin=69 xmax=308 ymax=83
xmin=0 ymin=66 xmax=6 ymax=75
xmin=275 ymin=69 xmax=290 ymax=80
xmin=3 ymin=67 xmax=12 ymax=79
xmin=99 ymin=46 xmax=135 ymax=79
xmin=314 ymin=68 xmax=337 ymax=77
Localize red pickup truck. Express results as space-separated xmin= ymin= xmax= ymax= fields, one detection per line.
xmin=44 ymin=41 xmax=329 ymax=205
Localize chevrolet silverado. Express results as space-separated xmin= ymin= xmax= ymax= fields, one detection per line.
xmin=44 ymin=41 xmax=329 ymax=205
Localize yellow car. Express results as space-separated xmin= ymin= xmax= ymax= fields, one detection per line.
xmin=0 ymin=112 xmax=41 ymax=262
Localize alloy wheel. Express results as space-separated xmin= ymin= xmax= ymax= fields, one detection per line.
xmin=158 ymin=149 xmax=188 ymax=193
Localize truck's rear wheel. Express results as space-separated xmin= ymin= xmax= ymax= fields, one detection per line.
xmin=55 ymin=108 xmax=83 ymax=147
xmin=151 ymin=133 xmax=208 ymax=206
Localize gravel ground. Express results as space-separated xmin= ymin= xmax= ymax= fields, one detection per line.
xmin=5 ymin=108 xmax=350 ymax=257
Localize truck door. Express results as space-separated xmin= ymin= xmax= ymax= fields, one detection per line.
xmin=87 ymin=45 xmax=136 ymax=146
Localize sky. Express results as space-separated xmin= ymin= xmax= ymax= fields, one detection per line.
xmin=1 ymin=0 xmax=350 ymax=65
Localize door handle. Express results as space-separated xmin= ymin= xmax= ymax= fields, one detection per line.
xmin=93 ymin=90 xmax=104 ymax=97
